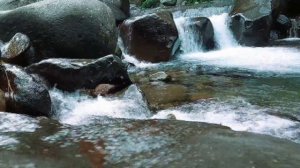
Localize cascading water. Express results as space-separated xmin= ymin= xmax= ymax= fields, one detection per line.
xmin=289 ymin=19 xmax=299 ymax=38
xmin=209 ymin=13 xmax=238 ymax=49
xmin=175 ymin=17 xmax=204 ymax=53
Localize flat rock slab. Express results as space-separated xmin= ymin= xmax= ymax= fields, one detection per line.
xmin=0 ymin=113 xmax=300 ymax=168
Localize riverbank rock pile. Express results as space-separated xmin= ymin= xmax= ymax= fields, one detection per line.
xmin=0 ymin=0 xmax=132 ymax=116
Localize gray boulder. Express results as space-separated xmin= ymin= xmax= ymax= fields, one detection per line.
xmin=0 ymin=0 xmax=117 ymax=63
xmin=26 ymin=55 xmax=132 ymax=92
xmin=229 ymin=0 xmax=281 ymax=46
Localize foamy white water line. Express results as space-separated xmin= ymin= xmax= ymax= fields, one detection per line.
xmin=181 ymin=47 xmax=300 ymax=74
xmin=152 ymin=98 xmax=300 ymax=143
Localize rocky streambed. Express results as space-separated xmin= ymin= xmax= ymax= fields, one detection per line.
xmin=0 ymin=0 xmax=300 ymax=167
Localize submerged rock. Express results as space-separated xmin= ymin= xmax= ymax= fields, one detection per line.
xmin=149 ymin=71 xmax=172 ymax=82
xmin=0 ymin=33 xmax=34 ymax=66
xmin=0 ymin=63 xmax=51 ymax=116
xmin=0 ymin=0 xmax=117 ymax=63
xmin=229 ymin=0 xmax=280 ymax=46
xmin=26 ymin=55 xmax=132 ymax=92
xmin=140 ymin=84 xmax=188 ymax=110
xmin=120 ymin=11 xmax=179 ymax=63
xmin=186 ymin=17 xmax=215 ymax=51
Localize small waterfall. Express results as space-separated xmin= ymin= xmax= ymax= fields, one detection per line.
xmin=175 ymin=13 xmax=238 ymax=54
xmin=175 ymin=17 xmax=204 ymax=53
xmin=209 ymin=13 xmax=238 ymax=49
xmin=289 ymin=19 xmax=299 ymax=38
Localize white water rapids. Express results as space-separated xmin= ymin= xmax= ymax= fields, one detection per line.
xmin=47 ymin=12 xmax=300 ymax=143
xmin=1 ymin=12 xmax=300 ymax=146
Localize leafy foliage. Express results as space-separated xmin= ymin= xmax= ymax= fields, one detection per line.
xmin=141 ymin=0 xmax=160 ymax=8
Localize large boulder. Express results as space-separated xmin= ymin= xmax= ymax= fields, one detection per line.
xmin=26 ymin=55 xmax=132 ymax=92
xmin=229 ymin=0 xmax=281 ymax=46
xmin=186 ymin=17 xmax=215 ymax=51
xmin=0 ymin=63 xmax=52 ymax=116
xmin=100 ymin=0 xmax=130 ymax=24
xmin=0 ymin=0 xmax=117 ymax=63
xmin=120 ymin=11 xmax=179 ymax=63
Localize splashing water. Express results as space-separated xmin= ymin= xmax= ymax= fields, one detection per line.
xmin=209 ymin=13 xmax=238 ymax=49
xmin=152 ymin=98 xmax=300 ymax=143
xmin=175 ymin=17 xmax=204 ymax=53
xmin=50 ymin=85 xmax=151 ymax=125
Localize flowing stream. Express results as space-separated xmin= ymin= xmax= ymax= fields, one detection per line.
xmin=44 ymin=12 xmax=300 ymax=143
xmin=1 ymin=10 xmax=300 ymax=166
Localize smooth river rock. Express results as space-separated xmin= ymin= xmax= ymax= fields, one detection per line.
xmin=0 ymin=0 xmax=117 ymax=63
xmin=0 ymin=33 xmax=34 ymax=66
xmin=26 ymin=55 xmax=132 ymax=91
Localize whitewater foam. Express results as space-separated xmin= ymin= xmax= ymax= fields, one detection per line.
xmin=50 ymin=85 xmax=151 ymax=125
xmin=152 ymin=98 xmax=300 ymax=143
xmin=181 ymin=47 xmax=300 ymax=74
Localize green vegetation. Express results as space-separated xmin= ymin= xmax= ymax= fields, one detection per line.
xmin=141 ymin=0 xmax=160 ymax=8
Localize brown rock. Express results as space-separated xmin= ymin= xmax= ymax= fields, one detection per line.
xmin=92 ymin=84 xmax=122 ymax=96
xmin=120 ymin=11 xmax=179 ymax=63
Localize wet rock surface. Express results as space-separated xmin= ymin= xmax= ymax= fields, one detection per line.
xmin=26 ymin=55 xmax=132 ymax=92
xmin=229 ymin=0 xmax=274 ymax=46
xmin=120 ymin=11 xmax=179 ymax=63
xmin=0 ymin=0 xmax=117 ymax=62
xmin=186 ymin=17 xmax=215 ymax=51
xmin=0 ymin=33 xmax=34 ymax=66
xmin=0 ymin=63 xmax=51 ymax=116
xmin=0 ymin=114 xmax=300 ymax=168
